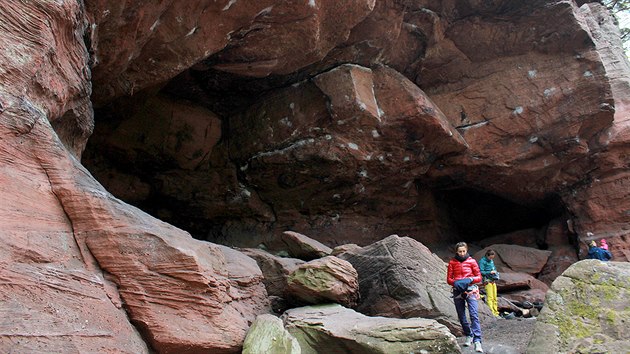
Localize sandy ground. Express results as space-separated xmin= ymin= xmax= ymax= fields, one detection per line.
xmin=456 ymin=317 xmax=537 ymax=354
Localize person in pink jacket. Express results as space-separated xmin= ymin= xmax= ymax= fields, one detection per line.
xmin=447 ymin=242 xmax=484 ymax=352
xmin=599 ymin=239 xmax=608 ymax=251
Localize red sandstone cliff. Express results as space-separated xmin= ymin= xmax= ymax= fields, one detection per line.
xmin=1 ymin=0 xmax=629 ymax=352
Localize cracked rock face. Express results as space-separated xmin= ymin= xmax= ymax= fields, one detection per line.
xmin=2 ymin=0 xmax=630 ymax=352
xmin=84 ymin=1 xmax=629 ymax=259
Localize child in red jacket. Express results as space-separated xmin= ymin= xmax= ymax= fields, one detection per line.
xmin=447 ymin=242 xmax=484 ymax=353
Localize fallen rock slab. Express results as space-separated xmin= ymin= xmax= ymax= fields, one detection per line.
xmin=281 ymin=231 xmax=333 ymax=261
xmin=283 ymin=304 xmax=460 ymax=354
xmin=475 ymin=244 xmax=552 ymax=274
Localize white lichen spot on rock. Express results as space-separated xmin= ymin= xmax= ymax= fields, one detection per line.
xmin=529 ymin=136 xmax=538 ymax=143
xmin=239 ymin=184 xmax=252 ymax=198
xmin=358 ymin=170 xmax=368 ymax=178
xmin=337 ymin=120 xmax=346 ymax=125
xmin=223 ymin=0 xmax=237 ymax=11
xmin=544 ymin=87 xmax=556 ymax=98
xmin=403 ymin=156 xmax=410 ymax=162
xmin=240 ymin=164 xmax=248 ymax=171
xmin=347 ymin=142 xmax=359 ymax=150
xmin=280 ymin=117 xmax=293 ymax=127
xmin=528 ymin=70 xmax=537 ymax=78
xmin=308 ymin=0 xmax=317 ymax=8
xmin=371 ymin=130 xmax=379 ymax=138
xmin=150 ymin=19 xmax=160 ymax=31
xmin=289 ymin=102 xmax=295 ymax=110
xmin=513 ymin=106 xmax=524 ymax=115
xmin=365 ymin=154 xmax=372 ymax=160
xmin=378 ymin=155 xmax=385 ymax=162
xmin=583 ymin=71 xmax=593 ymax=77
xmin=325 ymin=134 xmax=332 ymax=140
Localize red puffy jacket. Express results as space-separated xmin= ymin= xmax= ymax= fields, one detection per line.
xmin=447 ymin=256 xmax=482 ymax=286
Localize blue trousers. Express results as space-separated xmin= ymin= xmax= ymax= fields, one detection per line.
xmin=453 ymin=292 xmax=482 ymax=343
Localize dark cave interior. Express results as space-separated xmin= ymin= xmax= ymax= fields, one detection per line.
xmin=81 ymin=68 xmax=570 ymax=250
xmin=436 ymin=188 xmax=565 ymax=244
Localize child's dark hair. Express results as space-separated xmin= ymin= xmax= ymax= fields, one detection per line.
xmin=485 ymin=249 xmax=496 ymax=257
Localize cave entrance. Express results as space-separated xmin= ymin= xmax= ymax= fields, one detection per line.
xmin=435 ymin=188 xmax=564 ymax=244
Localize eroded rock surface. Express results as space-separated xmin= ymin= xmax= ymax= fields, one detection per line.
xmin=242 ymin=314 xmax=300 ymax=354
xmin=80 ymin=1 xmax=630 ymax=264
xmin=87 ymin=0 xmax=376 ymax=104
xmin=3 ymin=0 xmax=630 ymax=352
xmin=283 ymin=304 xmax=460 ymax=354
xmin=337 ymin=235 xmax=481 ymax=334
xmin=286 ymin=256 xmax=359 ymax=308
xmin=527 ymin=260 xmax=630 ymax=353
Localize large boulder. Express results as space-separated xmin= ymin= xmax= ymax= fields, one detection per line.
xmin=283 ymin=304 xmax=460 ymax=354
xmin=474 ymin=244 xmax=552 ymax=275
xmin=527 ymin=260 xmax=630 ymax=353
xmin=87 ymin=234 xmax=271 ymax=353
xmin=243 ymin=314 xmax=301 ymax=354
xmin=496 ymin=272 xmax=549 ymax=294
xmin=337 ymin=235 xmax=480 ymax=334
xmin=286 ymin=256 xmax=359 ymax=307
